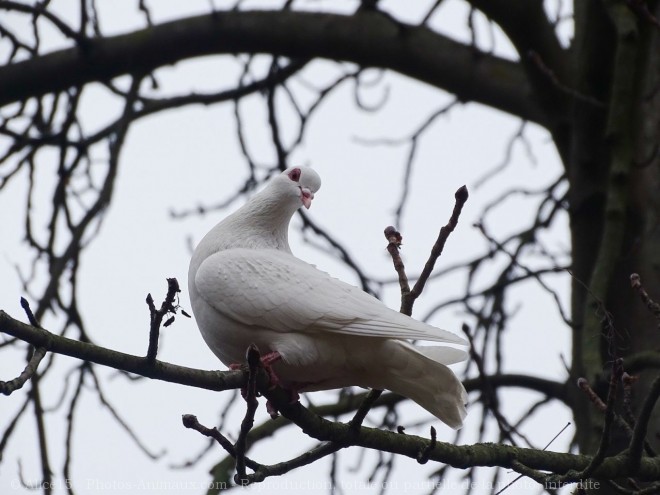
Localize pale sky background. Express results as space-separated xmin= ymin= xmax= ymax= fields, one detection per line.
xmin=1 ymin=1 xmax=574 ymax=493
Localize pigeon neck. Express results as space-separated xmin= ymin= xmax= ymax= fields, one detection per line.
xmin=228 ymin=188 xmax=297 ymax=251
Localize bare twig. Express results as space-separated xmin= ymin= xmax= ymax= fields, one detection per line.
xmin=624 ymin=0 xmax=660 ymax=29
xmin=87 ymin=368 xmax=165 ymax=460
xmin=631 ymin=273 xmax=660 ymax=325
xmin=579 ymin=359 xmax=623 ymax=479
xmin=146 ymin=278 xmax=182 ymax=363
xmin=360 ymin=204 xmax=466 ymax=429
xmin=299 ymin=210 xmax=376 ymax=295
xmin=234 ymin=344 xmax=261 ymax=485
xmin=246 ymin=440 xmax=345 ymax=484
xmin=402 ymin=185 xmax=469 ymax=316
xmin=578 ymin=375 xmax=656 ymax=457
xmin=527 ymin=50 xmax=606 ymax=107
xmin=416 ymin=426 xmax=436 ymax=464
xmin=349 ymin=389 xmax=384 ymax=432
xmin=353 ymin=100 xmax=458 ymax=227
xmin=628 ymin=375 xmax=660 ymax=470
xmin=383 ymin=226 xmax=411 ymax=311
xmin=474 ymin=121 xmax=532 ymax=189
xmin=463 ymin=323 xmax=518 ymax=444
xmin=0 ymin=393 xmax=31 ymax=460
xmin=494 ymin=422 xmax=572 ymax=495
xmin=20 ymin=297 xmax=39 ymax=327
xmin=182 ymin=414 xmax=259 ymax=470
xmin=0 ymin=346 xmax=47 ymax=395
xmin=577 ymin=377 xmax=607 ymax=412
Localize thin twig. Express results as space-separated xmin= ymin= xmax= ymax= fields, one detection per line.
xmin=234 ymin=344 xmax=261 ymax=485
xmin=630 ymin=273 xmax=660 ymax=325
xmin=494 ymin=422 xmax=572 ymax=495
xmin=247 ymin=440 xmax=345 ymax=484
xmin=579 ymin=359 xmax=623 ymax=479
xmin=578 ymin=375 xmax=656 ymax=458
xmin=20 ymin=297 xmax=39 ymax=327
xmin=182 ymin=414 xmax=259 ymax=470
xmin=577 ymin=377 xmax=607 ymax=412
xmin=383 ymin=226 xmax=411 ymax=312
xmin=416 ymin=426 xmax=436 ymax=464
xmin=349 ymin=389 xmax=383 ymax=432
xmin=146 ymin=277 xmax=181 ymax=363
xmin=403 ymin=185 xmax=469 ymax=315
xmin=343 ymin=222 xmax=421 ymax=429
xmin=0 ymin=346 xmax=47 ymax=395
xmin=87 ymin=367 xmax=165 ymax=460
xmin=628 ymin=374 xmax=660 ymax=470
xmin=463 ymin=323 xmax=517 ymax=444
xmin=527 ymin=50 xmax=606 ymax=107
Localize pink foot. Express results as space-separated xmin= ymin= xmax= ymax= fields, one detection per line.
xmin=228 ymin=350 xmax=284 ymax=399
xmin=228 ymin=351 xmax=281 ymax=380
xmin=258 ymin=351 xmax=283 ymax=389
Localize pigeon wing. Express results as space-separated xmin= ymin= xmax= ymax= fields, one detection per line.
xmin=194 ymin=247 xmax=467 ymax=345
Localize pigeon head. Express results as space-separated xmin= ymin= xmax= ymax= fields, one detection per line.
xmin=271 ymin=166 xmax=322 ymax=210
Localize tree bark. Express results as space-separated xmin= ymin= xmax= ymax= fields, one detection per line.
xmin=568 ymin=0 xmax=660 ymax=462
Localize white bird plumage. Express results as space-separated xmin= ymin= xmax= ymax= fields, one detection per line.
xmin=189 ymin=166 xmax=468 ymax=428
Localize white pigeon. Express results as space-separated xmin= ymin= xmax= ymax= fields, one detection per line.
xmin=189 ymin=166 xmax=469 ymax=429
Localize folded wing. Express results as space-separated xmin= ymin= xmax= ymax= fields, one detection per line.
xmin=195 ymin=248 xmax=467 ymax=346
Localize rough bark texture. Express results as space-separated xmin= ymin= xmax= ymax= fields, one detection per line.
xmin=567 ymin=0 xmax=660 ymax=459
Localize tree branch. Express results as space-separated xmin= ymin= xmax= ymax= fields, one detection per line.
xmin=1 ymin=309 xmax=566 ymax=402
xmin=263 ymin=384 xmax=660 ymax=482
xmin=403 ymin=185 xmax=469 ymax=315
xmin=0 ymin=310 xmax=243 ymax=392
xmin=4 ymin=306 xmax=611 ymax=485
xmin=0 ymin=346 xmax=46 ymax=395
xmin=145 ymin=278 xmax=181 ymax=363
xmin=0 ymin=10 xmax=546 ymax=125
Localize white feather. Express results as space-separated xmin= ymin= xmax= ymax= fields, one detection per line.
xmin=189 ymin=166 xmax=469 ymax=428
xmin=195 ymin=248 xmax=467 ymax=345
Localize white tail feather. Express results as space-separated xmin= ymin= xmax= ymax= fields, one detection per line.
xmin=416 ymin=346 xmax=468 ymax=366
xmin=378 ymin=342 xmax=467 ymax=429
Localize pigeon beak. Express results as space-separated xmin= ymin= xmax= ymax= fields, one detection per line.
xmin=301 ymin=188 xmax=314 ymax=209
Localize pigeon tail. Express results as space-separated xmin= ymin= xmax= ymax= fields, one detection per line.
xmin=378 ymin=342 xmax=468 ymax=429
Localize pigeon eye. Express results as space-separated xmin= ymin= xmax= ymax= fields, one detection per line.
xmin=288 ymin=168 xmax=301 ymax=182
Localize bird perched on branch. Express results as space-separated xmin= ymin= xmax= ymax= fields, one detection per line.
xmin=188 ymin=166 xmax=468 ymax=428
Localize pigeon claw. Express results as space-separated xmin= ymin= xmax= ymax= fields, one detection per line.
xmin=229 ymin=350 xmax=284 ymax=400
xmin=265 ymin=387 xmax=301 ymax=420
xmin=259 ymin=351 xmax=283 ymax=389
xmin=266 ymin=400 xmax=280 ymax=419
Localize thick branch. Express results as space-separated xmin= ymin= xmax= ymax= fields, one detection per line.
xmin=0 ymin=10 xmax=545 ymax=125
xmin=264 ymin=385 xmax=660 ymax=482
xmin=463 ymin=1 xmax=574 ymax=162
xmin=468 ymin=0 xmax=565 ymax=78
xmin=0 ymin=310 xmax=243 ymax=392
